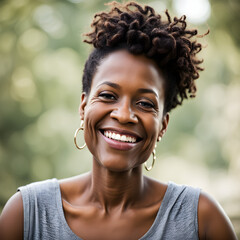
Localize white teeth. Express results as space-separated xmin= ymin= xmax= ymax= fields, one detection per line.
xmin=121 ymin=135 xmax=127 ymax=141
xmin=103 ymin=131 xmax=137 ymax=143
xmin=116 ymin=134 xmax=120 ymax=140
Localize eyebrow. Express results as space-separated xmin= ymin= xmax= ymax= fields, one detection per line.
xmin=138 ymin=88 xmax=158 ymax=98
xmin=97 ymin=81 xmax=121 ymax=89
xmin=97 ymin=81 xmax=158 ymax=97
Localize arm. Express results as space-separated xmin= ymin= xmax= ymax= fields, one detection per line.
xmin=198 ymin=191 xmax=237 ymax=240
xmin=0 ymin=192 xmax=24 ymax=240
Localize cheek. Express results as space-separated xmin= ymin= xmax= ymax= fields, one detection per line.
xmin=139 ymin=115 xmax=161 ymax=160
xmin=83 ymin=103 xmax=108 ymax=152
xmin=84 ymin=105 xmax=99 ymax=136
xmin=144 ymin=115 xmax=161 ymax=138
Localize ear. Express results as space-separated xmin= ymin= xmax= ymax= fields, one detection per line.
xmin=158 ymin=113 xmax=169 ymax=141
xmin=79 ymin=92 xmax=88 ymax=120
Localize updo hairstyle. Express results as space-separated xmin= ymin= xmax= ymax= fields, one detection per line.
xmin=82 ymin=1 xmax=208 ymax=113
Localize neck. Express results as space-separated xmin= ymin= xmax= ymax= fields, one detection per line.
xmin=88 ymin=159 xmax=145 ymax=212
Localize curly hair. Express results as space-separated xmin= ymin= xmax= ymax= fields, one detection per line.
xmin=82 ymin=1 xmax=208 ymax=113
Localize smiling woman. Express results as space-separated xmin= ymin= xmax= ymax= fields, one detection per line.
xmin=0 ymin=1 xmax=237 ymax=240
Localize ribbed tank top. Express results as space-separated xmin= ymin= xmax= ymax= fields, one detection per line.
xmin=18 ymin=179 xmax=200 ymax=240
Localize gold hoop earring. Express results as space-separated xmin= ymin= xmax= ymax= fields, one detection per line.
xmin=74 ymin=120 xmax=86 ymax=150
xmin=144 ymin=145 xmax=156 ymax=171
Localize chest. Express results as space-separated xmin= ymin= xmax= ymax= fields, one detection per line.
xmin=62 ymin=203 xmax=160 ymax=240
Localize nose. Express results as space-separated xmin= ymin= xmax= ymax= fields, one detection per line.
xmin=110 ymin=99 xmax=138 ymax=124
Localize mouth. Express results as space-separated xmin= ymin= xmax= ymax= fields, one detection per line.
xmin=100 ymin=129 xmax=142 ymax=143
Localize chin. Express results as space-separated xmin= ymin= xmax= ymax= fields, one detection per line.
xmin=95 ymin=157 xmax=137 ymax=172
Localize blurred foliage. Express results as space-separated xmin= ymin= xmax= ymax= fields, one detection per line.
xmin=0 ymin=0 xmax=240 ymax=235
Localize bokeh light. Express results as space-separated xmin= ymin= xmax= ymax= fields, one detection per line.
xmin=173 ymin=0 xmax=211 ymax=24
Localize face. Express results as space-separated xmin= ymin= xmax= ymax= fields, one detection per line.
xmin=80 ymin=50 xmax=169 ymax=172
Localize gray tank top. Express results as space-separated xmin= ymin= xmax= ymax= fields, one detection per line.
xmin=18 ymin=179 xmax=200 ymax=240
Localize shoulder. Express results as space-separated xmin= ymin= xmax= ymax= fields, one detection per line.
xmin=198 ymin=191 xmax=237 ymax=240
xmin=0 ymin=178 xmax=60 ymax=240
xmin=19 ymin=178 xmax=58 ymax=193
xmin=18 ymin=178 xmax=59 ymax=207
xmin=0 ymin=192 xmax=23 ymax=240
xmin=162 ymin=181 xmax=201 ymax=206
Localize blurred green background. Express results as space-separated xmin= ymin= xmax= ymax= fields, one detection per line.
xmin=0 ymin=0 xmax=239 ymax=236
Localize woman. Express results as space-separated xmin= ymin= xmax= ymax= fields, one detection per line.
xmin=0 ymin=2 xmax=237 ymax=239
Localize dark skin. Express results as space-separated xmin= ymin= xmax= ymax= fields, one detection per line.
xmin=0 ymin=50 xmax=237 ymax=240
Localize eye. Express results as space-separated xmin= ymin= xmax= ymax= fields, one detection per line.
xmin=137 ymin=100 xmax=155 ymax=109
xmin=98 ymin=92 xmax=116 ymax=100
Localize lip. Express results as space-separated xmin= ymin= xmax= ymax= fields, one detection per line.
xmin=99 ymin=128 xmax=142 ymax=151
xmin=100 ymin=127 xmax=142 ymax=140
xmin=102 ymin=134 xmax=136 ymax=151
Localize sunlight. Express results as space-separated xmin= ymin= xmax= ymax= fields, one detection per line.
xmin=173 ymin=0 xmax=211 ymax=24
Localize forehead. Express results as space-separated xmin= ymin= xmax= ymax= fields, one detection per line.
xmin=91 ymin=50 xmax=165 ymax=97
